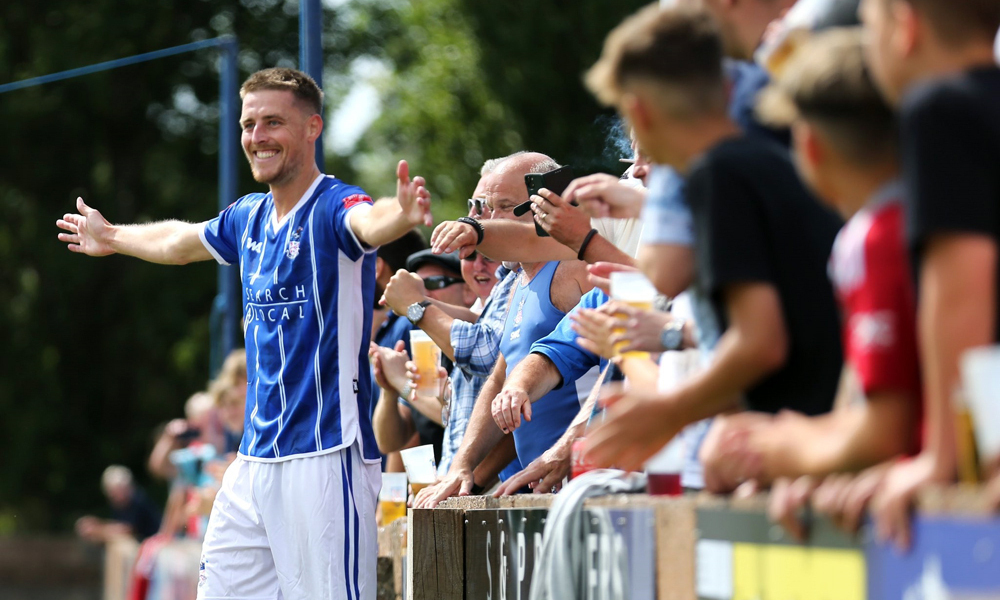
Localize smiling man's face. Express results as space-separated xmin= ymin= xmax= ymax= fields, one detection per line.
xmin=240 ymin=89 xmax=319 ymax=186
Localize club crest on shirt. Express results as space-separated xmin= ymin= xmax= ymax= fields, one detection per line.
xmin=286 ymin=226 xmax=303 ymax=259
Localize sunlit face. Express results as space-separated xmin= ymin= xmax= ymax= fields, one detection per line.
xmin=860 ymin=0 xmax=908 ymax=104
xmin=218 ymin=387 xmax=246 ymax=435
xmin=481 ymin=169 xmax=532 ymax=224
xmin=240 ymin=90 xmax=319 ymax=186
xmin=461 ymin=252 xmax=501 ymax=302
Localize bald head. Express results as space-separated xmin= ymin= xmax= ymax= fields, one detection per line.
xmin=478 ymin=151 xmax=560 ymax=221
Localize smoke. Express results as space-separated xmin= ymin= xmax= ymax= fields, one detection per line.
xmin=596 ymin=115 xmax=632 ymax=164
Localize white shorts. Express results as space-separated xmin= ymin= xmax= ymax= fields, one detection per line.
xmin=197 ymin=440 xmax=381 ymax=600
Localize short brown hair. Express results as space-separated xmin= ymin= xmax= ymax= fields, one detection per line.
xmin=899 ymin=0 xmax=1000 ymax=44
xmin=585 ymin=4 xmax=726 ymax=114
xmin=757 ymin=28 xmax=897 ymax=164
xmin=240 ymin=68 xmax=324 ymax=115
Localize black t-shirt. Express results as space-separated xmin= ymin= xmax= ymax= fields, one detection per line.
xmin=110 ymin=487 xmax=162 ymax=540
xmin=687 ymin=136 xmax=844 ymax=415
xmin=903 ymin=66 xmax=1000 ymax=341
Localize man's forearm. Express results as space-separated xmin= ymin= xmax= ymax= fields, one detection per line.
xmin=372 ymin=388 xmax=414 ymax=453
xmin=110 ymin=221 xmax=210 ymax=265
xmin=478 ymin=221 xmax=576 ymax=262
xmin=505 ymin=353 xmax=563 ymax=402
xmin=429 ymin=299 xmax=479 ymax=323
xmin=451 ymin=362 xmax=508 ymax=472
xmin=415 ymin=305 xmax=457 ymax=362
xmin=579 ymin=234 xmax=635 ymax=266
xmin=352 ymin=198 xmax=416 ymax=249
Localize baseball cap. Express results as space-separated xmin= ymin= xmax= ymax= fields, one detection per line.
xmin=405 ymin=249 xmax=462 ymax=275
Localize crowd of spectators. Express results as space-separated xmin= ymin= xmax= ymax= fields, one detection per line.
xmin=77 ymin=350 xmax=247 ymax=599
xmin=80 ymin=0 xmax=1000 ymax=593
xmin=393 ymin=0 xmax=1000 ymax=554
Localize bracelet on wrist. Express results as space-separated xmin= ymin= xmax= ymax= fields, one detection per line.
xmin=456 ymin=217 xmax=485 ymax=245
xmin=577 ymin=229 xmax=599 ymax=261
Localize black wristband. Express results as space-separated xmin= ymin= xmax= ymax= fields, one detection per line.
xmin=577 ymin=228 xmax=599 ymax=261
xmin=470 ymin=482 xmax=485 ymax=495
xmin=457 ymin=217 xmax=485 ymax=245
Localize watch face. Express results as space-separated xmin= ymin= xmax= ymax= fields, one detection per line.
xmin=407 ymin=302 xmax=426 ymax=324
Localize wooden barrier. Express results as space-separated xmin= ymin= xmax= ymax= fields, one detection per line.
xmin=391 ymin=488 xmax=1000 ymax=600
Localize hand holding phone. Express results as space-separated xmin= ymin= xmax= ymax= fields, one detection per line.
xmin=513 ymin=165 xmax=575 ymax=237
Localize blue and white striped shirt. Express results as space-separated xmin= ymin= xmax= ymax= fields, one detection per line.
xmin=199 ymin=174 xmax=381 ymax=463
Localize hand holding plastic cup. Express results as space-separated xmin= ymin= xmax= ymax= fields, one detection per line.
xmin=400 ymin=444 xmax=438 ymax=496
xmin=409 ymin=330 xmax=441 ymax=398
xmin=609 ymin=271 xmax=658 ymax=358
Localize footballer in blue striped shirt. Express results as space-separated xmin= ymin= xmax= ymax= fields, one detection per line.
xmin=57 ymin=67 xmax=432 ymax=600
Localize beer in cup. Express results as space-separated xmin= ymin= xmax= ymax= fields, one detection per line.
xmin=379 ymin=472 xmax=408 ymax=526
xmin=409 ymin=330 xmax=441 ymax=398
xmin=610 ymin=271 xmax=658 ymax=359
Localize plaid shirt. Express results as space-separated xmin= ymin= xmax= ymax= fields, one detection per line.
xmin=438 ymin=266 xmax=519 ymax=475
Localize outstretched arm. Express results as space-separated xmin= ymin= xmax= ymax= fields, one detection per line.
xmin=56 ymin=197 xmax=211 ymax=265
xmin=350 ymin=160 xmax=432 ymax=249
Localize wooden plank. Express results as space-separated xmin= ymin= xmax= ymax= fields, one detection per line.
xmin=409 ymin=509 xmax=438 ymax=600
xmin=433 ymin=508 xmax=466 ymax=599
xmin=655 ymin=496 xmax=697 ymax=600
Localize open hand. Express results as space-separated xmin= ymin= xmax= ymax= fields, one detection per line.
xmin=412 ymin=468 xmax=473 ymax=508
xmin=494 ymin=438 xmax=572 ymax=496
xmin=56 ymin=197 xmax=115 ymax=256
xmin=396 ymin=160 xmax=433 ymax=228
xmin=584 ymin=383 xmax=681 ymax=471
xmin=586 ymin=261 xmax=639 ymax=295
xmin=491 ymin=388 xmax=532 ymax=434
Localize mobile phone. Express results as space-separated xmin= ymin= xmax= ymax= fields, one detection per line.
xmin=513 ymin=165 xmax=575 ymax=237
xmin=176 ymin=427 xmax=202 ymax=443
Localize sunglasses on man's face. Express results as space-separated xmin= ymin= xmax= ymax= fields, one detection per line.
xmin=467 ymin=198 xmax=488 ymax=217
xmin=423 ymin=275 xmax=464 ymax=291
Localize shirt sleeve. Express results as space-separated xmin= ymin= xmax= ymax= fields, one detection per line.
xmin=529 ymin=289 xmax=608 ymax=389
xmin=639 ymin=165 xmax=694 ymax=248
xmin=687 ymin=157 xmax=774 ymax=297
xmin=845 ymin=213 xmax=921 ymax=397
xmin=903 ymin=83 xmax=1000 ymax=253
xmin=451 ymin=315 xmax=504 ymax=378
xmin=200 ymin=196 xmax=257 ymax=265
xmin=322 ymin=183 xmax=375 ymax=262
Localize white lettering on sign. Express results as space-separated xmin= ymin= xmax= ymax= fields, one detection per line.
xmin=486 ymin=530 xmax=492 ymax=600
xmin=500 ymin=529 xmax=508 ymax=600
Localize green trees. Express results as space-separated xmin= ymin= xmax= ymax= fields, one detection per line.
xmin=0 ymin=0 xmax=643 ymax=531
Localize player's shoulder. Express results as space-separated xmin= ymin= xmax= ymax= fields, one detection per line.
xmin=314 ymin=176 xmax=373 ymax=211
xmin=216 ymin=192 xmax=268 ymax=222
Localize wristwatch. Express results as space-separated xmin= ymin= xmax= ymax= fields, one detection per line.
xmin=406 ymin=300 xmax=432 ymax=325
xmin=660 ymin=318 xmax=686 ymax=351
